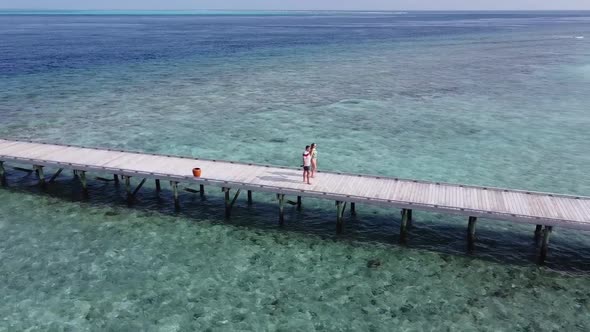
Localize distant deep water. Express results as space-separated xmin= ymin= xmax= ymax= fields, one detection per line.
xmin=1 ymin=11 xmax=590 ymax=331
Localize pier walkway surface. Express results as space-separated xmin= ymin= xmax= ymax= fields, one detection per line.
xmin=1 ymin=138 xmax=589 ymax=262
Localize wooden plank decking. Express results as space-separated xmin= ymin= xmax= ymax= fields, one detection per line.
xmin=0 ymin=139 xmax=589 ymax=231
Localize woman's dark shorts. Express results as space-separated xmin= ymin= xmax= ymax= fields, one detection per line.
xmin=303 ymin=166 xmax=310 ymax=171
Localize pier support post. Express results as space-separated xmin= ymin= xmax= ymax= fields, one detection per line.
xmin=79 ymin=171 xmax=88 ymax=196
xmin=224 ymin=188 xmax=231 ymax=218
xmin=539 ymin=226 xmax=553 ymax=264
xmin=278 ymin=194 xmax=285 ymax=225
xmin=247 ymin=190 xmax=253 ymax=205
xmin=400 ymin=208 xmax=410 ymax=244
xmin=0 ymin=161 xmax=6 ymax=186
xmin=467 ymin=216 xmax=477 ymax=251
xmin=223 ymin=188 xmax=241 ymax=219
xmin=34 ymin=165 xmax=45 ymax=187
xmin=350 ymin=202 xmax=356 ymax=216
xmin=200 ymin=184 xmax=205 ymax=197
xmin=155 ymin=179 xmax=161 ymax=193
xmin=534 ymin=225 xmax=543 ymax=243
xmin=336 ymin=201 xmax=347 ymax=234
xmin=113 ymin=174 xmax=119 ymax=184
xmin=124 ymin=176 xmax=131 ymax=200
xmin=170 ymin=181 xmax=180 ymax=209
xmin=407 ymin=209 xmax=413 ymax=227
xmin=297 ymin=196 xmax=302 ymax=209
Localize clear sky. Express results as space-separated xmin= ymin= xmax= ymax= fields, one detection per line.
xmin=1 ymin=0 xmax=589 ymax=11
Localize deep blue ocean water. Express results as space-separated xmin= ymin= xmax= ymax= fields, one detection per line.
xmin=1 ymin=11 xmax=590 ymax=331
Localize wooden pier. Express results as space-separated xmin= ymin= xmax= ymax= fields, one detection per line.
xmin=1 ymin=139 xmax=589 ymax=263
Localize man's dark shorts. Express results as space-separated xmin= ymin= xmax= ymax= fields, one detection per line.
xmin=303 ymin=166 xmax=310 ymax=171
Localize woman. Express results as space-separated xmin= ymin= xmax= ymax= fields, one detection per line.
xmin=310 ymin=143 xmax=318 ymax=178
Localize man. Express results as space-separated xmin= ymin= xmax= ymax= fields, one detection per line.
xmin=302 ymin=145 xmax=312 ymax=185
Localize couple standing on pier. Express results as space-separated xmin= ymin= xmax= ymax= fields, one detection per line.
xmin=302 ymin=143 xmax=318 ymax=185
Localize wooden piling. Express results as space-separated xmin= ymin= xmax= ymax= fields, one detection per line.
xmin=79 ymin=171 xmax=88 ymax=196
xmin=400 ymin=209 xmax=410 ymax=244
xmin=171 ymin=181 xmax=180 ymax=209
xmin=34 ymin=165 xmax=45 ymax=187
xmin=350 ymin=202 xmax=356 ymax=216
xmin=467 ymin=216 xmax=477 ymax=251
xmin=124 ymin=176 xmax=131 ymax=201
xmin=224 ymin=188 xmax=231 ymax=218
xmin=247 ymin=190 xmax=253 ymax=205
xmin=200 ymin=184 xmax=205 ymax=196
xmin=0 ymin=161 xmax=6 ymax=186
xmin=297 ymin=196 xmax=302 ymax=209
xmin=278 ymin=194 xmax=285 ymax=225
xmin=155 ymin=179 xmax=161 ymax=192
xmin=113 ymin=174 xmax=119 ymax=184
xmin=222 ymin=187 xmax=241 ymax=218
xmin=539 ymin=226 xmax=553 ymax=264
xmin=336 ymin=201 xmax=345 ymax=233
xmin=407 ymin=209 xmax=413 ymax=227
xmin=534 ymin=224 xmax=543 ymax=243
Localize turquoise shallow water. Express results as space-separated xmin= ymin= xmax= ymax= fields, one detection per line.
xmin=1 ymin=188 xmax=590 ymax=331
xmin=1 ymin=11 xmax=590 ymax=330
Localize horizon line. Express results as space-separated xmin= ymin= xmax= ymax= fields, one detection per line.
xmin=1 ymin=8 xmax=590 ymax=12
